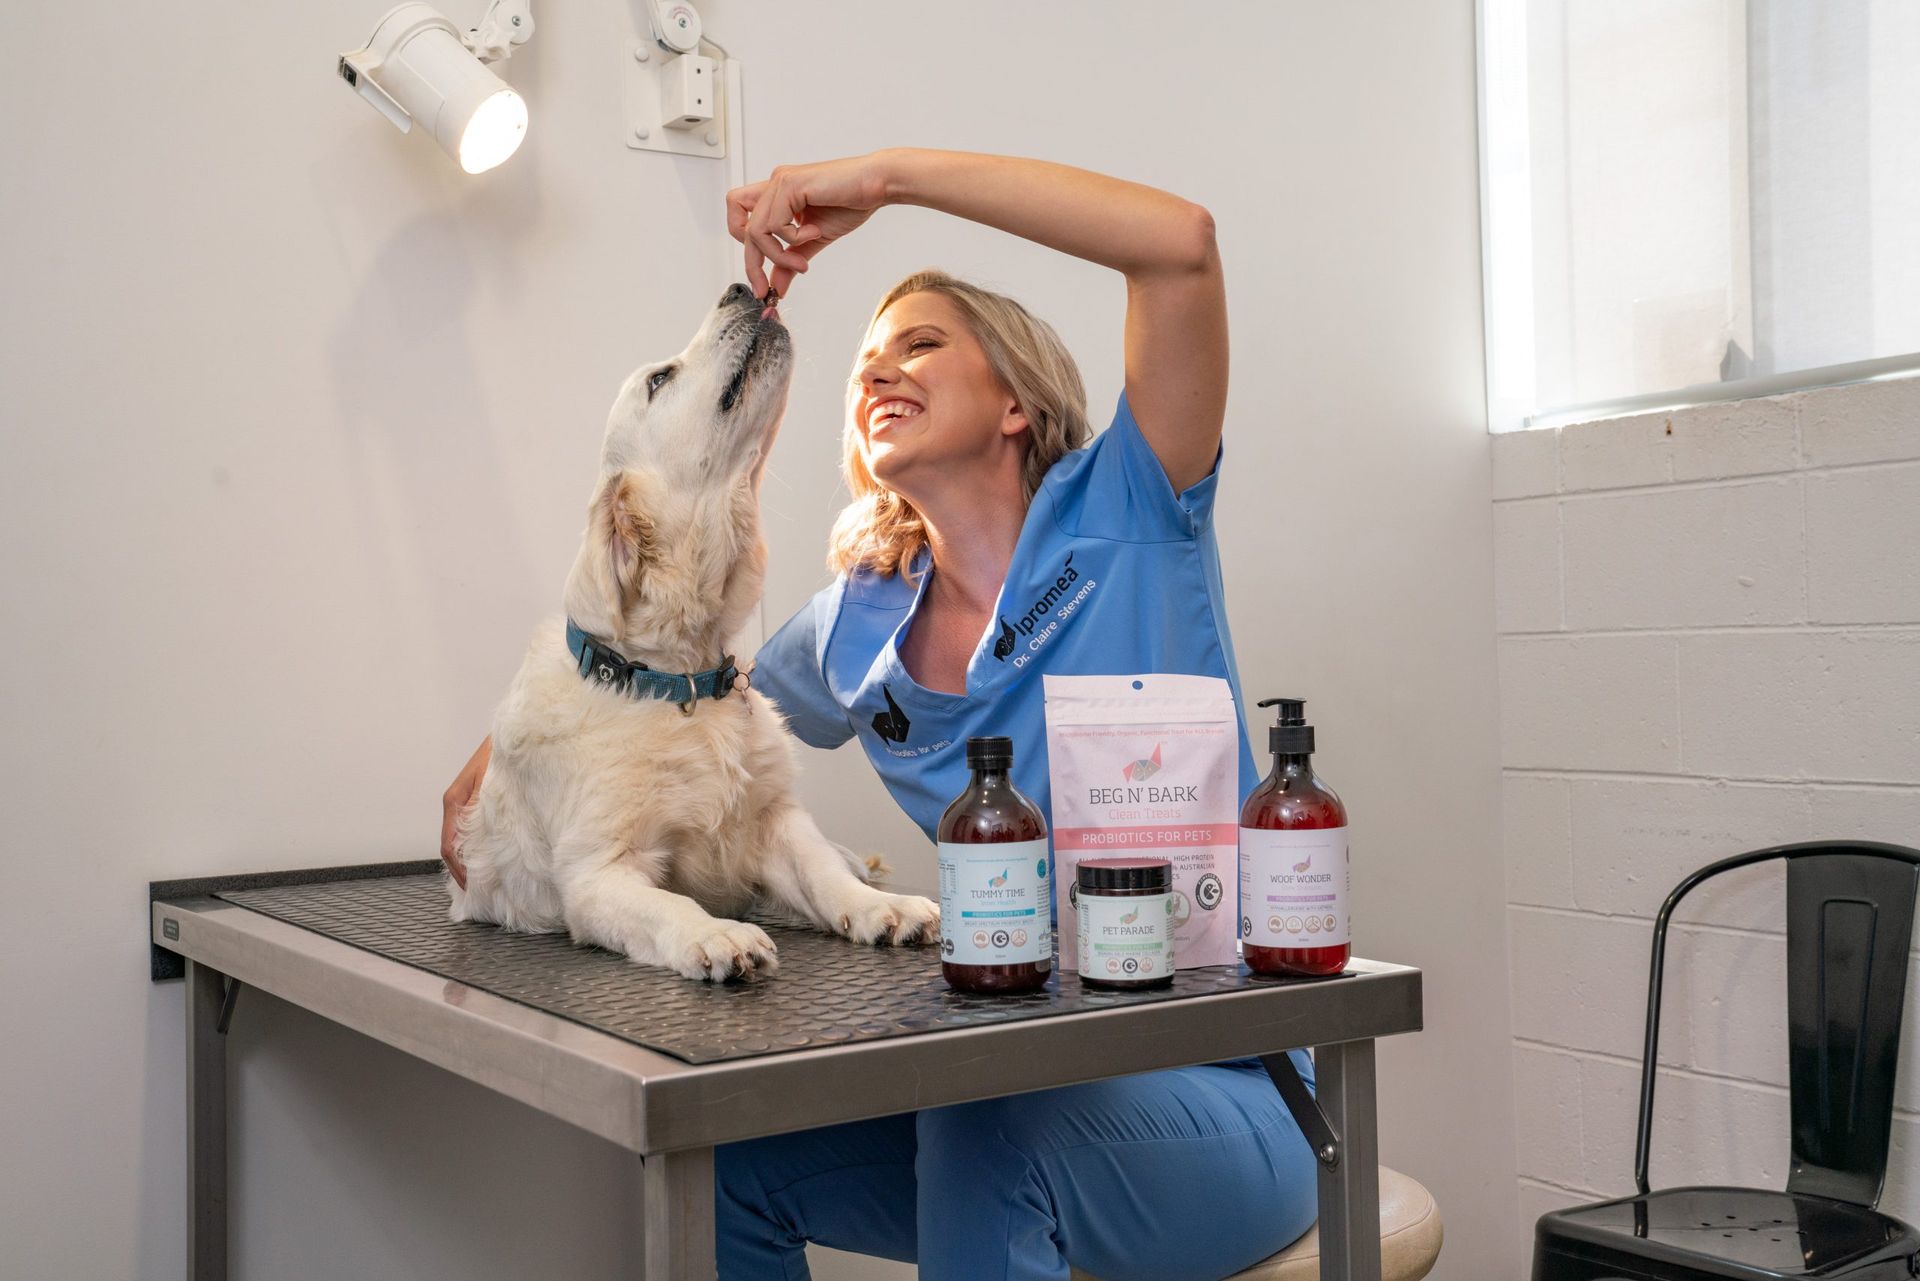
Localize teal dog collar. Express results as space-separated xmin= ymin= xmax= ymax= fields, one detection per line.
xmin=565 ymin=619 xmax=744 ymax=714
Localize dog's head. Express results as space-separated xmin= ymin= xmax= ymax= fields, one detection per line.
xmin=564 ymin=284 xmax=793 ymax=663
xmin=600 ymin=283 xmax=794 ymax=485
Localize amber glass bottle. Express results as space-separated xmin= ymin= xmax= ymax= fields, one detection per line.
xmin=1239 ymin=699 xmax=1351 ymax=977
xmin=937 ymin=736 xmax=1053 ymax=994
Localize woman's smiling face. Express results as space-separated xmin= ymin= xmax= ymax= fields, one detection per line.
xmin=852 ymin=291 xmax=1028 ymax=493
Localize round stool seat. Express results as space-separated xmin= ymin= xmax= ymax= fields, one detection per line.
xmin=1069 ymin=1166 xmax=1442 ymax=1281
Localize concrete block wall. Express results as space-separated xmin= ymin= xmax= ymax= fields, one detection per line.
xmin=1492 ymin=375 xmax=1920 ymax=1260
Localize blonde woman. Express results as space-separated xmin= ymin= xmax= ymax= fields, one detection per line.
xmin=442 ymin=148 xmax=1318 ymax=1279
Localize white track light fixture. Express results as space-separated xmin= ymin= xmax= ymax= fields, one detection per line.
xmin=339 ymin=1 xmax=533 ymax=174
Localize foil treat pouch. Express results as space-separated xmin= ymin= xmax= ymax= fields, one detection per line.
xmin=1043 ymin=674 xmax=1242 ymax=970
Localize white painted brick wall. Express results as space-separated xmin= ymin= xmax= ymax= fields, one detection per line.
xmin=1498 ymin=635 xmax=1679 ymax=772
xmin=1492 ymin=375 xmax=1920 ymax=1263
xmin=1800 ymin=377 xmax=1920 ymax=467
xmin=1668 ymin=397 xmax=1800 ymax=483
xmin=1806 ymin=463 xmax=1920 ymax=624
xmin=1512 ymin=1044 xmax=1586 ymax=1190
xmin=1679 ymin=632 xmax=1920 ymax=783
xmin=1503 ymin=775 xmax=1572 ymax=908
xmin=1810 ymin=787 xmax=1920 ymax=843
xmin=1508 ymin=907 xmax=1692 ymax=1061
xmin=1565 ymin=779 xmax=1806 ymax=926
xmin=1561 ymin=481 xmax=1805 ymax=629
xmin=1493 ymin=500 xmax=1562 ymax=633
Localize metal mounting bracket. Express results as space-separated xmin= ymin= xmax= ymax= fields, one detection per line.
xmin=464 ymin=0 xmax=533 ymax=63
xmin=1262 ymin=1051 xmax=1342 ymax=1168
xmin=216 ymin=977 xmax=241 ymax=1035
xmin=625 ymin=40 xmax=726 ymax=159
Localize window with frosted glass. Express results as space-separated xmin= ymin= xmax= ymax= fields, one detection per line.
xmin=1482 ymin=0 xmax=1920 ymax=430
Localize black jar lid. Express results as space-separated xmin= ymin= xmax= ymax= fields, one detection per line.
xmin=1076 ymin=857 xmax=1172 ymax=892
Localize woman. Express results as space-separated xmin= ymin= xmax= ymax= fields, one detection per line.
xmin=442 ymin=148 xmax=1318 ymax=1281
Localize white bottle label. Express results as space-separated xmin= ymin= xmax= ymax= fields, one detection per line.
xmin=1239 ymin=827 xmax=1349 ymax=949
xmin=1076 ymin=891 xmax=1175 ymax=981
xmin=938 ymin=838 xmax=1053 ymax=966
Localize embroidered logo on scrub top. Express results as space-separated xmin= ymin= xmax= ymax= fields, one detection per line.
xmin=991 ymin=616 xmax=1018 ymax=660
xmin=1006 ymin=552 xmax=1100 ymax=670
xmin=994 ymin=552 xmax=1083 ymax=661
xmin=871 ymin=685 xmax=911 ymax=743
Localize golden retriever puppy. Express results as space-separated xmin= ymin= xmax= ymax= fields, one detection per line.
xmin=451 ymin=285 xmax=939 ymax=980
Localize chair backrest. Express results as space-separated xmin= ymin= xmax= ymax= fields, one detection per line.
xmin=1634 ymin=841 xmax=1920 ymax=1206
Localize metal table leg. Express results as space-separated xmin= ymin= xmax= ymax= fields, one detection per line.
xmin=186 ymin=960 xmax=229 ymax=1281
xmin=639 ymin=1146 xmax=716 ymax=1279
xmin=1314 ymin=1039 xmax=1382 ymax=1281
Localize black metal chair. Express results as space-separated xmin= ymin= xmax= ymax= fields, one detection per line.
xmin=1533 ymin=841 xmax=1920 ymax=1281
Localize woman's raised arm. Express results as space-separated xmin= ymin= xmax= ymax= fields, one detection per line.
xmin=730 ymin=148 xmax=1227 ymax=492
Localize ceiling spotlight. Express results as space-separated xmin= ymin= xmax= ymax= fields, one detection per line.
xmin=339 ymin=2 xmax=533 ymax=174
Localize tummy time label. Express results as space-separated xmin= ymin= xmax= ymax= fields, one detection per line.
xmin=938 ymin=838 xmax=1052 ymax=966
xmin=1239 ymin=827 xmax=1349 ymax=949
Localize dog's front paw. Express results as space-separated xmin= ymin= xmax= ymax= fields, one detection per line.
xmin=667 ymin=919 xmax=779 ymax=982
xmin=837 ymin=892 xmax=940 ymax=947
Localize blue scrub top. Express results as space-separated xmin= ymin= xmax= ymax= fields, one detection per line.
xmin=753 ymin=391 xmax=1261 ymax=844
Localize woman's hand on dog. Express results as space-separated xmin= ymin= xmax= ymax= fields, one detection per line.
xmin=727 ymin=151 xmax=896 ymax=299
xmin=440 ymin=735 xmax=492 ymax=889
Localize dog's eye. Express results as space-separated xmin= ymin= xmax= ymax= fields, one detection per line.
xmin=646 ymin=367 xmax=675 ymax=400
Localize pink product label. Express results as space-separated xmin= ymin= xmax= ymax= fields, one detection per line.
xmin=1043 ymin=680 xmax=1241 ymax=971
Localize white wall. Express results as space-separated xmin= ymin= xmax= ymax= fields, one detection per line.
xmin=1 ymin=2 xmax=1509 ymax=1277
xmin=1493 ymin=375 xmax=1920 ymax=1261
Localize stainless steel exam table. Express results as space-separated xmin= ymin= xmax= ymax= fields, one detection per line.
xmin=150 ymin=862 xmax=1422 ymax=1281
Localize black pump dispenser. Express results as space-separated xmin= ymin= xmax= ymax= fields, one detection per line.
xmin=1258 ymin=697 xmax=1315 ymax=756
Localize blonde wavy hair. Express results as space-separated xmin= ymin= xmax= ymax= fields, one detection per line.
xmin=827 ymin=270 xmax=1091 ymax=578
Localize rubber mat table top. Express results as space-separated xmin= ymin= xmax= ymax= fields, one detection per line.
xmin=218 ymin=872 xmax=1329 ymax=1065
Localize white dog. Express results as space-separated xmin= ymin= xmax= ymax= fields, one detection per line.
xmin=451 ymin=285 xmax=940 ymax=981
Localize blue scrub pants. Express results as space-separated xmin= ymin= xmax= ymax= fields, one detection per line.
xmin=714 ymin=1052 xmax=1319 ymax=1281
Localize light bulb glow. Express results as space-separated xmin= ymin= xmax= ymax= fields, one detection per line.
xmin=458 ymin=89 xmax=528 ymax=173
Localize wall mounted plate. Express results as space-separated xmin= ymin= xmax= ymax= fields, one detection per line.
xmin=625 ymin=42 xmax=726 ymax=159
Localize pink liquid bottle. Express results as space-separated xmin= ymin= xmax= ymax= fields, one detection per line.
xmin=1239 ymin=698 xmax=1350 ymax=977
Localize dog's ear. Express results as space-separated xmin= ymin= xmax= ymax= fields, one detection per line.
xmin=567 ymin=472 xmax=655 ymax=641
xmin=601 ymin=473 xmax=656 ymax=607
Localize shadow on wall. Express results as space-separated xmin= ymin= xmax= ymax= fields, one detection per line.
xmin=320 ymin=132 xmax=549 ymax=649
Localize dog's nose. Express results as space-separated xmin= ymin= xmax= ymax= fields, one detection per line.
xmin=722 ymin=283 xmax=754 ymax=308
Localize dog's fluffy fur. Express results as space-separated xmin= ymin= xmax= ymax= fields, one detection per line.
xmin=451 ymin=286 xmax=940 ymax=981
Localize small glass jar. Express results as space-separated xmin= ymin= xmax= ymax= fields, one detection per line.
xmin=1075 ymin=858 xmax=1176 ymax=989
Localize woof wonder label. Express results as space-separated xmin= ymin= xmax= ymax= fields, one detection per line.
xmin=1239 ymin=826 xmax=1350 ymax=949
